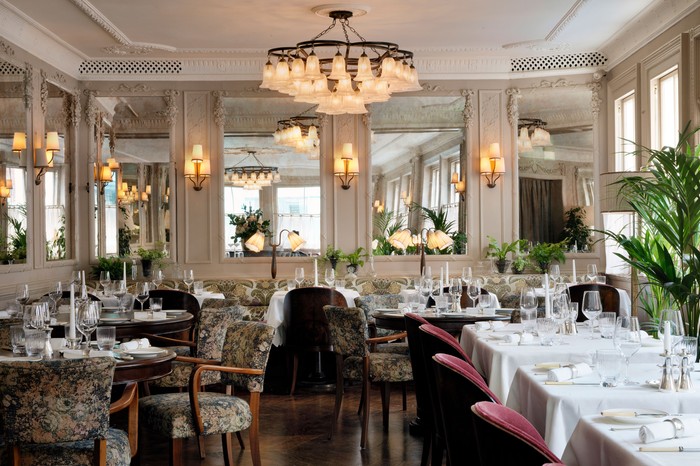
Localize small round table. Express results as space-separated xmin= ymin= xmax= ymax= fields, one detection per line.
xmin=372 ymin=310 xmax=510 ymax=336
xmin=52 ymin=312 xmax=194 ymax=340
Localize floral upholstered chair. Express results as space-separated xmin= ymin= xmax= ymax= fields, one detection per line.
xmin=354 ymin=294 xmax=403 ymax=337
xmin=323 ymin=305 xmax=413 ymax=449
xmin=139 ymin=320 xmax=275 ymax=466
xmin=0 ymin=357 xmax=131 ymax=466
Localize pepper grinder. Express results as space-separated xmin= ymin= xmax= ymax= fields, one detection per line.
xmin=678 ymin=350 xmax=694 ymax=392
xmin=659 ymin=351 xmax=676 ymax=392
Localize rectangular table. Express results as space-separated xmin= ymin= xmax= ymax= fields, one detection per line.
xmin=506 ymin=363 xmax=700 ymax=457
xmin=461 ymin=322 xmax=664 ymax=401
xmin=562 ymin=414 xmax=700 ymax=466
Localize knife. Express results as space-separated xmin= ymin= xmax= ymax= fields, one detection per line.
xmin=544 ymin=381 xmax=600 ymax=386
xmin=639 ymin=447 xmax=700 ymax=452
xmin=600 ymin=410 xmax=669 ymax=417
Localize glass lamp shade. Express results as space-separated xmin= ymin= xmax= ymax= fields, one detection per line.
xmin=531 ymin=127 xmax=551 ymax=147
xmin=244 ymin=231 xmax=266 ymax=253
xmin=287 ymin=231 xmax=306 ymax=252
xmin=388 ymin=228 xmax=412 ymax=250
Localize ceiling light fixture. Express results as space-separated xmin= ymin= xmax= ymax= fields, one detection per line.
xmin=225 ymin=150 xmax=281 ymax=190
xmin=518 ymin=118 xmax=551 ymax=150
xmin=260 ymin=6 xmax=421 ymax=115
xmin=274 ymin=115 xmax=320 ymax=159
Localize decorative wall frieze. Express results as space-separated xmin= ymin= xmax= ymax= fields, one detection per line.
xmin=102 ymin=45 xmax=155 ymax=56
xmin=588 ymin=74 xmax=603 ymax=121
xmin=461 ymin=89 xmax=474 ymax=128
xmin=163 ymin=90 xmax=179 ymax=127
xmin=506 ymin=88 xmax=521 ymax=127
xmin=212 ymin=91 xmax=226 ymax=128
xmin=112 ymin=118 xmax=170 ymax=131
xmin=108 ymin=83 xmax=154 ymax=94
xmin=40 ymin=70 xmax=48 ymax=115
xmin=69 ymin=92 xmax=82 ymax=127
xmin=23 ymin=63 xmax=32 ymax=109
xmin=362 ymin=106 xmax=372 ymax=128
xmin=0 ymin=40 xmax=15 ymax=57
xmin=0 ymin=84 xmax=23 ymax=98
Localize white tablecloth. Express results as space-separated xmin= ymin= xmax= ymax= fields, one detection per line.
xmin=461 ymin=323 xmax=665 ymax=402
xmin=400 ymin=289 xmax=501 ymax=308
xmin=562 ymin=414 xmax=700 ymax=466
xmin=265 ymin=288 xmax=361 ymax=346
xmin=97 ymin=290 xmax=224 ymax=309
xmin=535 ymin=286 xmax=632 ymax=316
xmin=506 ymin=363 xmax=700 ymax=457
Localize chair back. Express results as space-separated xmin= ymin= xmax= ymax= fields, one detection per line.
xmin=427 ymin=286 xmax=489 ymax=308
xmin=194 ymin=306 xmax=246 ymax=359
xmin=568 ymin=284 xmax=620 ymax=321
xmin=323 ymin=306 xmax=369 ymax=358
xmin=404 ymin=313 xmax=431 ymax=421
xmin=432 ymin=354 xmax=500 ymax=465
xmin=283 ymin=287 xmax=347 ymax=351
xmin=355 ymin=294 xmax=402 ymax=336
xmin=54 ymin=291 xmax=101 ymax=307
xmin=220 ymin=321 xmax=276 ymax=392
xmin=0 ymin=358 xmax=115 ymax=444
xmin=147 ymin=289 xmax=201 ymax=313
xmin=471 ymin=401 xmax=561 ymax=465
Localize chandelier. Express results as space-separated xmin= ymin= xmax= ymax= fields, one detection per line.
xmin=117 ymin=182 xmax=149 ymax=205
xmin=274 ymin=115 xmax=320 ymax=159
xmin=260 ymin=7 xmax=421 ymax=115
xmin=224 ymin=150 xmax=281 ymax=190
xmin=518 ymin=118 xmax=551 ymax=152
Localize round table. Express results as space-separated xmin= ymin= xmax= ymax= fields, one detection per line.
xmin=372 ymin=310 xmax=510 ymax=335
xmin=113 ymin=349 xmax=176 ymax=385
xmin=52 ymin=312 xmax=194 ymax=340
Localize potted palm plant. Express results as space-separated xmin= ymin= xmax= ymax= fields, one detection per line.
xmin=485 ymin=236 xmax=527 ymax=273
xmin=528 ymin=241 xmax=567 ymax=273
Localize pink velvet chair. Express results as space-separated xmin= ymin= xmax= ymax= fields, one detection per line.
xmin=470 ymin=401 xmax=562 ymax=465
xmin=404 ymin=313 xmax=432 ymax=466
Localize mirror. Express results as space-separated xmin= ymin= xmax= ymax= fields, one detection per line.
xmin=0 ymin=60 xmax=28 ymax=264
xmin=223 ymin=97 xmax=320 ymax=257
xmin=518 ymin=86 xmax=594 ymax=251
xmin=94 ymin=96 xmax=170 ymax=258
xmin=370 ymin=96 xmax=467 ymax=255
xmin=44 ymin=81 xmax=71 ymax=261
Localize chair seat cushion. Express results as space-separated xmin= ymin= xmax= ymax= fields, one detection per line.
xmin=374 ymin=341 xmax=409 ymax=355
xmin=18 ymin=427 xmax=130 ymax=466
xmin=151 ymin=360 xmax=220 ymax=388
xmin=140 ymin=392 xmax=252 ymax=438
xmin=343 ymin=353 xmax=413 ymax=382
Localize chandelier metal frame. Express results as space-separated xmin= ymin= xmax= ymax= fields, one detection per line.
xmin=224 ymin=150 xmax=281 ymax=190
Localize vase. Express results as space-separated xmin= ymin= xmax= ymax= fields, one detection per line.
xmin=141 ymin=259 xmax=152 ymax=278
xmin=511 ymin=265 xmax=525 ymax=274
xmin=495 ymin=259 xmax=511 ymax=274
xmin=346 ymin=264 xmax=358 ymax=279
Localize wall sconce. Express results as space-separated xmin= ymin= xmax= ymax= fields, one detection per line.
xmin=373 ymin=199 xmax=385 ymax=213
xmin=480 ymin=143 xmax=505 ymax=189
xmin=0 ymin=179 xmax=12 ymax=206
xmin=184 ymin=144 xmax=211 ymax=191
xmin=34 ymin=132 xmax=60 ymax=185
xmin=388 ymin=227 xmax=454 ymax=275
xmin=334 ymin=143 xmax=359 ymax=190
xmin=244 ymin=229 xmax=306 ymax=278
xmin=12 ymin=132 xmax=26 ymax=157
xmin=450 ymin=172 xmax=466 ymax=201
xmin=400 ymin=190 xmax=412 ymax=207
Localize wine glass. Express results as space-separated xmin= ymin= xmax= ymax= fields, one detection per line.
xmin=70 ymin=270 xmax=82 ymax=286
xmin=582 ymin=290 xmax=602 ymax=339
xmin=99 ymin=271 xmax=111 ymax=295
xmin=467 ymin=279 xmax=481 ymax=309
xmin=48 ymin=282 xmax=62 ymax=316
xmin=77 ymin=302 xmax=100 ymax=355
xmin=183 ymin=269 xmax=194 ymax=293
xmin=15 ymin=284 xmax=30 ymax=311
xmin=135 ymin=282 xmax=150 ymax=312
xmin=519 ymin=286 xmax=538 ymax=335
xmin=614 ymin=316 xmax=642 ymax=384
xmin=420 ymin=278 xmax=433 ymax=305
xmin=586 ymin=264 xmax=598 ymax=283
xmin=478 ymin=294 xmax=493 ymax=314
xmin=295 ymin=268 xmax=305 ymax=288
xmin=461 ymin=267 xmax=472 ymax=285
xmin=113 ymin=281 xmax=127 ymax=312
xmin=324 ymin=268 xmax=335 ymax=288
xmin=549 ymin=264 xmax=560 ymax=284
xmin=450 ymin=278 xmax=463 ymax=312
xmin=152 ymin=269 xmax=164 ymax=289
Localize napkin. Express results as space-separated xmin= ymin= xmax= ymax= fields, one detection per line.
xmin=503 ymin=334 xmax=521 ymax=344
xmin=0 ymin=355 xmax=42 ymax=362
xmin=120 ymin=338 xmax=151 ymax=351
xmin=546 ymin=363 xmax=592 ymax=382
xmin=474 ymin=322 xmax=491 ymax=331
xmin=133 ymin=311 xmax=168 ymax=321
xmin=62 ymin=349 xmax=113 ymax=359
xmin=519 ymin=333 xmax=534 ymax=344
xmin=640 ymin=418 xmax=700 ymax=444
xmin=490 ymin=321 xmax=506 ymax=330
xmin=0 ymin=310 xmax=9 ymax=319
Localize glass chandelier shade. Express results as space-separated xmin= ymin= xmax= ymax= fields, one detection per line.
xmin=274 ymin=115 xmax=320 ymax=159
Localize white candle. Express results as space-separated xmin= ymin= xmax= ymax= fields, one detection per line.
xmin=123 ymin=261 xmax=127 ymax=284
xmin=544 ymin=273 xmax=551 ymax=318
xmin=445 ymin=262 xmax=449 ymax=282
xmin=314 ymin=258 xmax=318 ymax=287
xmin=440 ymin=267 xmax=444 ymax=286
xmin=572 ymin=260 xmax=577 ymax=284
xmin=663 ymin=320 xmax=672 ymax=353
xmin=69 ymin=284 xmax=76 ymax=339
xmin=81 ymin=270 xmax=86 ymax=288
xmin=468 ymin=267 xmax=472 ymax=278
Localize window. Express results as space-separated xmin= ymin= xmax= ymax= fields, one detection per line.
xmin=650 ymin=67 xmax=679 ymax=150
xmin=4 ymin=167 xmax=27 ymax=261
xmin=224 ymin=186 xmax=260 ymax=251
xmin=615 ymin=92 xmax=636 ymax=171
xmin=44 ymin=166 xmax=68 ymax=261
xmin=427 ymin=165 xmax=440 ymax=210
xmin=275 ymin=186 xmax=320 ymax=252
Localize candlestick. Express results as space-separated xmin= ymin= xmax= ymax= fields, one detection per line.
xmin=544 ymin=273 xmax=551 ymax=318
xmin=314 ymin=258 xmax=318 ymax=287
xmin=468 ymin=267 xmax=472 ymax=278
xmin=572 ymin=260 xmax=577 ymax=284
xmin=69 ymin=284 xmax=76 ymax=339
xmin=663 ymin=320 xmax=672 ymax=354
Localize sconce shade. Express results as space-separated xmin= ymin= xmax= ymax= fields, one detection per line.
xmin=388 ymin=228 xmax=412 ymax=249
xmin=286 ymin=231 xmax=306 ymax=252
xmin=145 ymin=184 xmax=152 ymax=195
xmin=518 ymin=127 xmax=533 ymax=152
xmin=334 ymin=145 xmax=359 ymax=190
xmin=480 ymin=156 xmax=492 ymax=174
xmin=185 ymin=146 xmax=210 ymax=191
xmin=244 ymin=231 xmax=266 ymax=253
xmin=140 ymin=192 xmax=148 ymax=202
xmin=12 ymin=132 xmax=26 ymax=152
xmin=493 ymin=157 xmax=505 ymax=174
xmin=451 ymin=172 xmax=459 ymax=184
xmin=426 ymin=230 xmax=454 ymax=250
xmin=531 ymin=127 xmax=551 ymax=147
xmin=45 ymin=132 xmax=60 ymax=153
xmin=481 ymin=150 xmax=506 ymax=189
xmin=192 ymin=144 xmax=204 ymax=160
xmin=184 ymin=160 xmax=195 ymax=176
xmin=489 ymin=143 xmax=501 ymax=158
xmin=107 ymin=158 xmax=120 ymax=170
xmin=342 ymin=142 xmax=353 ymax=158
xmin=99 ymin=165 xmax=113 ymax=182
xmin=35 ymin=148 xmax=50 ymax=168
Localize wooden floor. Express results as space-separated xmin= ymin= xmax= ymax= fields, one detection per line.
xmin=136 ymin=382 xmax=424 ymax=466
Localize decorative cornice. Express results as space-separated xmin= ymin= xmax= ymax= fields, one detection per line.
xmin=461 ymin=89 xmax=474 ymax=128
xmin=212 ymin=91 xmax=225 ymax=128
xmin=163 ymin=90 xmax=179 ymax=127
xmin=506 ymin=88 xmax=521 ymax=127
xmin=588 ymin=74 xmax=603 ymax=121
xmin=102 ymin=45 xmax=155 ymax=56
xmin=108 ymin=83 xmax=154 ymax=93
xmin=40 ymin=70 xmax=48 ymax=115
xmin=546 ymin=0 xmax=590 ymax=42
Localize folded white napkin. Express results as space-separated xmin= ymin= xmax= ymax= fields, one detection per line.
xmin=547 ymin=363 xmax=592 ymax=382
xmin=640 ymin=330 xmax=650 ymax=339
xmin=62 ymin=349 xmax=113 ymax=359
xmin=474 ymin=322 xmax=491 ymax=331
xmin=490 ymin=321 xmax=506 ymax=330
xmin=503 ymin=334 xmax=520 ymax=344
xmin=640 ymin=418 xmax=700 ymax=444
xmin=133 ymin=311 xmax=168 ymax=321
xmin=519 ymin=333 xmax=534 ymax=344
xmin=120 ymin=338 xmax=151 ymax=351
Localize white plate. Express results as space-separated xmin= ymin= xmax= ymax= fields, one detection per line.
xmin=99 ymin=317 xmax=129 ymax=323
xmin=124 ymin=348 xmax=167 ymax=359
xmin=603 ymin=408 xmax=669 ymax=425
xmin=165 ymin=309 xmax=187 ymax=315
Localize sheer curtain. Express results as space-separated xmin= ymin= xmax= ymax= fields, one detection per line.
xmin=520 ymin=177 xmax=563 ymax=244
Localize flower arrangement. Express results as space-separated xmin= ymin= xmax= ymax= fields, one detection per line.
xmin=227 ymin=206 xmax=271 ymax=243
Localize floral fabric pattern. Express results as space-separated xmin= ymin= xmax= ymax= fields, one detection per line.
xmin=355 ymin=294 xmax=403 ymax=337
xmin=20 ymin=428 xmax=130 ymax=466
xmin=220 ymin=321 xmax=275 ymax=392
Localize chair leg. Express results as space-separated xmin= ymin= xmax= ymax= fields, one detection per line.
xmin=222 ymin=433 xmax=234 ymax=466
xmin=249 ymin=392 xmax=262 ymax=466
xmin=360 ymin=358 xmax=370 ymax=449
xmin=290 ymin=352 xmax=299 ymax=395
xmin=198 ymin=435 xmax=206 ymax=459
xmin=402 ymin=382 xmax=407 ymax=411
xmin=357 ymin=384 xmax=365 ymax=415
xmin=236 ymin=431 xmax=245 ymax=449
xmin=379 ymin=382 xmax=390 ymax=431
xmin=330 ymin=354 xmax=344 ymax=440
xmin=93 ymin=438 xmax=107 ymax=466
xmin=421 ymin=431 xmax=431 ymax=466
xmin=170 ymin=438 xmax=183 ymax=466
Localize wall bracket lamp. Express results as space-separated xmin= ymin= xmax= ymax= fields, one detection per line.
xmin=450 ymin=172 xmax=466 ymax=201
xmin=480 ymin=143 xmax=505 ymax=189
xmin=388 ymin=227 xmax=453 ymax=276
xmin=245 ymin=229 xmax=306 ymax=278
xmin=0 ymin=179 xmax=12 ymax=206
xmin=34 ymin=131 xmax=60 ymax=185
xmin=334 ymin=143 xmax=359 ymax=190
xmin=184 ymin=144 xmax=211 ymax=191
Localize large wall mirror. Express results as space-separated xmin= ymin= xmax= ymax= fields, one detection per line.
xmin=93 ymin=96 xmax=171 ymax=258
xmin=518 ymin=85 xmax=594 ymax=252
xmin=370 ymin=95 xmax=467 ymax=256
xmin=223 ymin=96 xmax=320 ymax=257
xmin=0 ymin=59 xmax=28 ymax=265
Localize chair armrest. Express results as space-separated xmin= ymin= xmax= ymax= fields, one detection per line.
xmin=367 ymin=332 xmax=407 ymax=344
xmin=141 ymin=333 xmax=196 ymax=348
xmin=109 ymin=382 xmax=139 ymax=457
xmin=175 ymin=355 xmax=220 ymax=365
xmin=109 ymin=382 xmax=137 ymax=415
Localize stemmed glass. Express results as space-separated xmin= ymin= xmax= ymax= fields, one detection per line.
xmin=15 ymin=284 xmax=30 ymax=311
xmin=466 ymin=278 xmax=481 ymax=309
xmin=77 ymin=302 xmax=100 ymax=355
xmin=135 ymin=282 xmax=150 ymax=312
xmin=582 ymin=290 xmax=602 ymax=339
xmin=478 ymin=294 xmax=493 ymax=314
xmin=450 ymin=278 xmax=463 ymax=312
xmin=70 ymin=270 xmax=82 ymax=286
xmin=295 ymin=268 xmax=305 ymax=288
xmin=420 ymin=278 xmax=433 ymax=306
xmin=99 ymin=271 xmax=111 ymax=295
xmin=586 ymin=264 xmax=598 ymax=283
xmin=113 ymin=281 xmax=127 ymax=312
xmin=48 ymin=282 xmax=62 ymax=316
xmin=614 ymin=316 xmax=642 ymax=384
xmin=152 ymin=269 xmax=164 ymax=289
xmin=324 ymin=268 xmax=335 ymax=288
xmin=183 ymin=270 xmax=194 ymax=293
xmin=25 ymin=302 xmax=51 ymax=357
xmin=461 ymin=267 xmax=472 ymax=285
xmin=519 ymin=286 xmax=538 ymax=335
xmin=549 ymin=264 xmax=561 ymax=284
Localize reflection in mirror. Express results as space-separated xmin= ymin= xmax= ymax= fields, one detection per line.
xmin=223 ymin=97 xmax=320 ymax=257
xmin=94 ymin=96 xmax=170 ymax=258
xmin=518 ymin=86 xmax=594 ymax=251
xmin=45 ymin=81 xmax=70 ymax=261
xmin=0 ymin=60 xmax=28 ymax=264
xmin=371 ymin=96 xmax=467 ymax=256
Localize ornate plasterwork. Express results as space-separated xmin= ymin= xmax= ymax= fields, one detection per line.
xmin=0 ymin=40 xmax=15 ymax=57
xmin=163 ymin=90 xmax=179 ymax=127
xmin=461 ymin=89 xmax=474 ymax=128
xmin=588 ymin=74 xmax=603 ymax=121
xmin=40 ymin=70 xmax=48 ymax=115
xmin=546 ymin=0 xmax=590 ymax=42
xmin=108 ymin=83 xmax=154 ymax=93
xmin=506 ymin=88 xmax=521 ymax=127
xmin=83 ymin=90 xmax=98 ymax=127
xmin=23 ymin=63 xmax=32 ymax=109
xmin=212 ymin=91 xmax=225 ymax=128
xmin=362 ymin=106 xmax=372 ymax=128
xmin=102 ymin=45 xmax=154 ymax=56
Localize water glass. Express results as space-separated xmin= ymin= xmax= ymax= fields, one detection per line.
xmin=478 ymin=294 xmax=493 ymax=314
xmin=521 ymin=307 xmax=538 ymax=335
xmin=149 ymin=297 xmax=163 ymax=319
xmin=193 ymin=280 xmax=204 ymax=295
xmin=598 ymin=312 xmax=617 ymax=339
xmin=294 ymin=267 xmax=305 ymax=287
xmin=549 ymin=264 xmax=560 ymax=283
xmin=6 ymin=302 xmax=21 ymax=318
xmin=287 ymin=279 xmax=296 ymax=291
xmin=537 ymin=318 xmax=558 ymax=346
xmin=10 ymin=325 xmax=25 ymax=354
xmin=183 ymin=269 xmax=194 ymax=293
xmin=434 ymin=295 xmax=449 ymax=315
xmin=99 ymin=271 xmax=111 ymax=295
xmin=677 ymin=336 xmax=698 ymax=369
xmin=24 ymin=329 xmax=46 ymax=357
xmin=586 ymin=264 xmax=598 ymax=283
xmin=325 ymin=268 xmax=335 ymax=288
xmin=96 ymin=326 xmax=116 ymax=350
xmin=596 ymin=349 xmax=624 ymax=387
xmin=582 ymin=291 xmax=602 ymax=339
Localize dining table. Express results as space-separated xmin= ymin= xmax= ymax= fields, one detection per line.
xmin=372 ymin=309 xmax=511 ymax=336
xmin=460 ymin=322 xmax=664 ymax=402
xmin=562 ymin=413 xmax=700 ymax=466
xmin=95 ymin=290 xmax=225 ymax=308
xmin=505 ymin=363 xmax=700 ymax=457
xmin=52 ymin=312 xmax=194 ymax=341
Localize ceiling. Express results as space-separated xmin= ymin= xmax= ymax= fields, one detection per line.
xmin=1 ymin=0 xmax=695 ymax=79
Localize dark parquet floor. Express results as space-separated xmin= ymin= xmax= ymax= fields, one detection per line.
xmin=136 ymin=382 xmax=423 ymax=466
